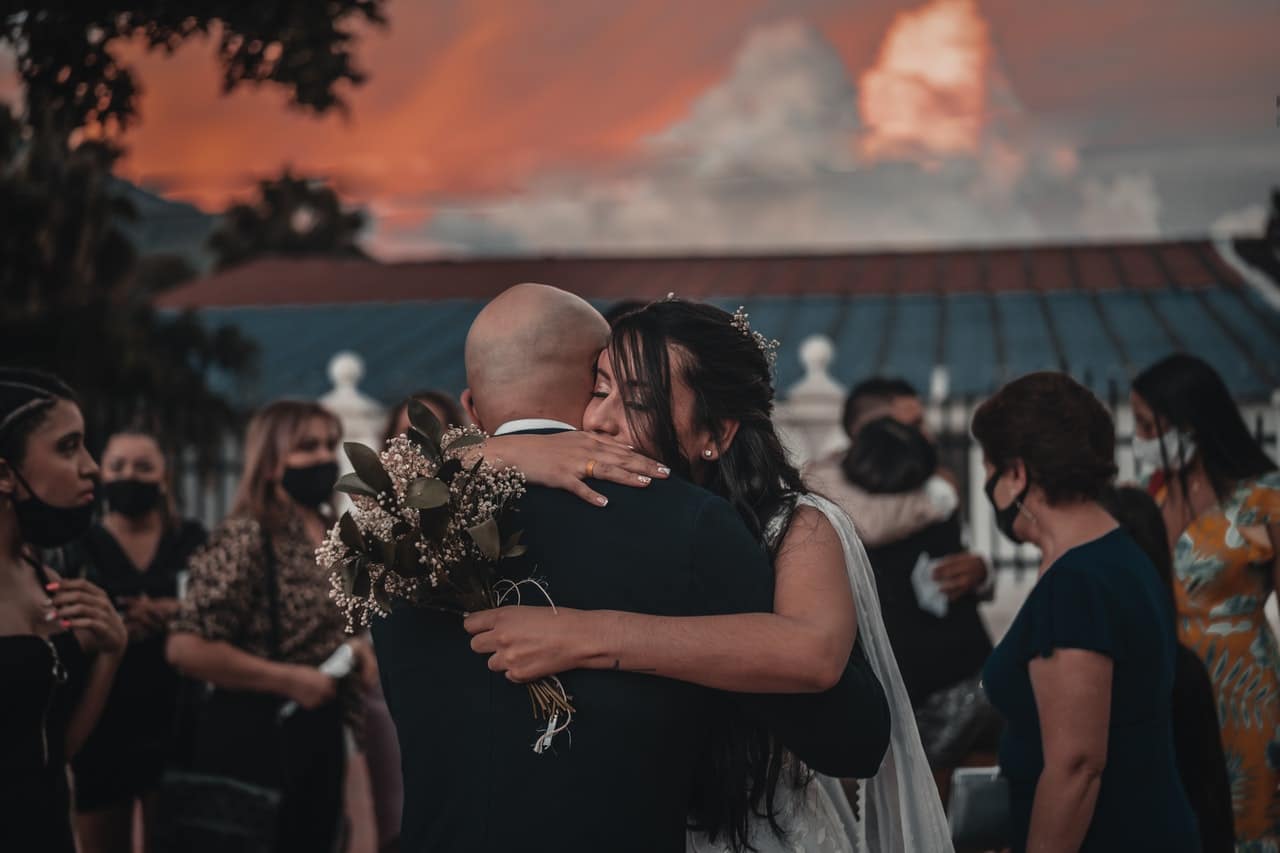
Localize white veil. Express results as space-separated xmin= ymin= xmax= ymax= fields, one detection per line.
xmin=795 ymin=493 xmax=954 ymax=853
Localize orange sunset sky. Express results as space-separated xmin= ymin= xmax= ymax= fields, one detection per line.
xmin=24 ymin=0 xmax=1280 ymax=258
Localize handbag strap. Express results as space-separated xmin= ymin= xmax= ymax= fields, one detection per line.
xmin=262 ymin=531 xmax=282 ymax=660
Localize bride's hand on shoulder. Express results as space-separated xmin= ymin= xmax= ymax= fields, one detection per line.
xmin=481 ymin=432 xmax=669 ymax=507
xmin=464 ymin=606 xmax=597 ymax=682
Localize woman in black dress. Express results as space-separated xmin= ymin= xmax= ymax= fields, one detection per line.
xmin=975 ymin=372 xmax=1197 ymax=852
xmin=0 ymin=369 xmax=127 ymax=853
xmin=56 ymin=427 xmax=206 ymax=853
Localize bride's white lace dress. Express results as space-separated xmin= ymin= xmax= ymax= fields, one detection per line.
xmin=687 ymin=494 xmax=954 ymax=853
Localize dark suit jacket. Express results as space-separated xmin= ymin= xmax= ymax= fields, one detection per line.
xmin=375 ymin=435 xmax=889 ymax=853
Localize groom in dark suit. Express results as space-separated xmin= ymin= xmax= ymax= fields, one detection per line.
xmin=373 ymin=284 xmax=889 ymax=853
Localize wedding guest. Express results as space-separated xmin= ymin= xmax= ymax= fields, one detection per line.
xmin=1131 ymin=353 xmax=1279 ymax=849
xmin=49 ymin=426 xmax=206 ymax=853
xmin=0 ymin=369 xmax=127 ymax=853
xmin=166 ymin=400 xmax=376 ymax=853
xmin=383 ymin=389 xmax=467 ymax=444
xmin=975 ymin=372 xmax=1197 ymax=852
xmin=830 ymin=416 xmax=999 ymax=802
xmin=1100 ymin=485 xmax=1234 ymax=852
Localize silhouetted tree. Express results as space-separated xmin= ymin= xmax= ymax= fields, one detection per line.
xmin=209 ymin=169 xmax=367 ymax=270
xmin=0 ymin=2 xmax=387 ymax=462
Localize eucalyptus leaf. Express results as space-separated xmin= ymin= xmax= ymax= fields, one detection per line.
xmin=467 ymin=517 xmax=502 ymax=561
xmin=442 ymin=432 xmax=485 ymax=453
xmin=436 ymin=457 xmax=463 ymax=484
xmin=405 ymin=477 xmax=450 ymax=510
xmin=409 ymin=427 xmax=442 ymax=464
xmin=407 ymin=399 xmax=444 ymax=447
xmin=500 ymin=529 xmax=525 ymax=559
xmin=337 ymin=511 xmax=364 ymax=552
xmin=335 ymin=472 xmax=377 ymax=498
xmin=345 ymin=442 xmax=393 ymax=495
xmin=380 ymin=539 xmax=397 ymax=570
xmin=351 ymin=561 xmax=372 ymax=599
xmin=392 ymin=537 xmax=423 ymax=578
xmin=342 ymin=556 xmax=366 ymax=595
xmin=419 ymin=505 xmax=450 ymax=540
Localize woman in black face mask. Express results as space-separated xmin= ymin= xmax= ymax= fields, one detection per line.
xmin=47 ymin=427 xmax=207 ymax=853
xmin=0 ymin=369 xmax=127 ymax=853
xmin=971 ymin=373 xmax=1197 ymax=853
xmin=166 ymin=400 xmax=376 ymax=853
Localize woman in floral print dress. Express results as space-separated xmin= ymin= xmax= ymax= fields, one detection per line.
xmin=1133 ymin=354 xmax=1280 ymax=851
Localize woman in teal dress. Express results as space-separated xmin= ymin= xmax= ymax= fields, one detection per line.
xmin=974 ymin=372 xmax=1199 ymax=852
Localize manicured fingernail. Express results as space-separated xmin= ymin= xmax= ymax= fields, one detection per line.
xmin=45 ymin=582 xmax=59 ymax=591
xmin=60 ymin=620 xmax=71 ymax=628
xmin=638 ymin=475 xmax=652 ymax=484
xmin=596 ymin=496 xmax=608 ymax=506
xmin=657 ymin=466 xmax=670 ymax=476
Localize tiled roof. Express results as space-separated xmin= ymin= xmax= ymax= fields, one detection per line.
xmin=157 ymin=239 xmax=1248 ymax=308
xmin=161 ymin=239 xmax=1280 ymax=404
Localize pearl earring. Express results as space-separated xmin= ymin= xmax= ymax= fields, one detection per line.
xmin=703 ymin=449 xmax=714 ymax=459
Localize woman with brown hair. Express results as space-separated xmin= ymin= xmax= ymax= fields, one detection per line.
xmin=51 ymin=426 xmax=207 ymax=853
xmin=974 ymin=372 xmax=1196 ymax=852
xmin=166 ymin=400 xmax=374 ymax=853
xmin=382 ymin=389 xmax=466 ymax=446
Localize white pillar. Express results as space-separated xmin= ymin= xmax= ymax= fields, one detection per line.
xmin=319 ymin=352 xmax=388 ymax=511
xmin=774 ymin=335 xmax=848 ymax=467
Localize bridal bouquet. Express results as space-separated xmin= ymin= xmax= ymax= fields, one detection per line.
xmin=319 ymin=400 xmax=573 ymax=751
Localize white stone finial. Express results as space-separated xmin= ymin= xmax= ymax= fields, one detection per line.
xmin=789 ymin=335 xmax=845 ymax=400
xmin=329 ymin=351 xmax=365 ymax=391
xmin=800 ymin=336 xmax=834 ymax=379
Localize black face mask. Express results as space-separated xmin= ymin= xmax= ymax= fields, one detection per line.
xmin=281 ymin=461 xmax=339 ymax=510
xmin=984 ymin=469 xmax=1030 ymax=545
xmin=103 ymin=479 xmax=163 ymax=519
xmin=10 ymin=468 xmax=95 ymax=548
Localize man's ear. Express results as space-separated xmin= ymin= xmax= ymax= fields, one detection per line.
xmin=460 ymin=389 xmax=483 ymax=433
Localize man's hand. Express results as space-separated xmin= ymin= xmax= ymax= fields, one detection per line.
xmin=932 ymin=553 xmax=988 ymax=601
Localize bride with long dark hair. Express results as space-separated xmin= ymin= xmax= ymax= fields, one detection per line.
xmin=465 ymin=298 xmax=949 ymax=852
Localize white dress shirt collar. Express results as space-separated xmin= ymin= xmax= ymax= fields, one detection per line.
xmin=493 ymin=418 xmax=577 ymax=436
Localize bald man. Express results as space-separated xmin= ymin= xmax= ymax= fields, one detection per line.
xmin=373 ymin=284 xmax=889 ymax=853
xmin=458 ymin=282 xmax=608 ymax=434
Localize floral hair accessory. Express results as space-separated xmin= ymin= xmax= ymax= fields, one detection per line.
xmin=731 ymin=306 xmax=780 ymax=368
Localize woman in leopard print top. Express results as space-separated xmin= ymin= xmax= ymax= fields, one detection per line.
xmin=168 ymin=400 xmax=374 ymax=853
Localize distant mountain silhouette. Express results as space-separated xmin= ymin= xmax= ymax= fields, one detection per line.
xmin=107 ymin=176 xmax=221 ymax=273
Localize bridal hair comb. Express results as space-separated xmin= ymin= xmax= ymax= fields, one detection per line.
xmin=731 ymin=307 xmax=781 ymax=368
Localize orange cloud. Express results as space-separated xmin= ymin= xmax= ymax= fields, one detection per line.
xmin=111 ymin=0 xmax=762 ymax=213
xmin=857 ymin=0 xmax=991 ymax=161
